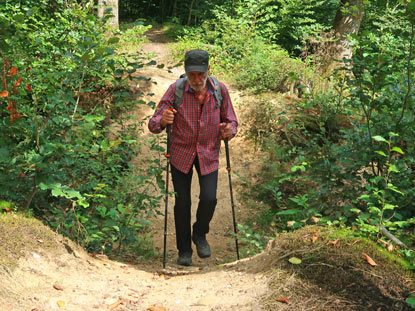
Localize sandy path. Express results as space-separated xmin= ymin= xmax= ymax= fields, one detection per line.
xmin=2 ymin=246 xmax=267 ymax=311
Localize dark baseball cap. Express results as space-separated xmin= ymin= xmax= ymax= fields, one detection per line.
xmin=184 ymin=49 xmax=209 ymax=73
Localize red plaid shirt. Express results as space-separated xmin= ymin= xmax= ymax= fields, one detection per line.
xmin=148 ymin=77 xmax=238 ymax=175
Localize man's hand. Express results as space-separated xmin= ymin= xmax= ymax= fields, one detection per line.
xmin=220 ymin=122 xmax=233 ymax=140
xmin=161 ymin=108 xmax=177 ymax=128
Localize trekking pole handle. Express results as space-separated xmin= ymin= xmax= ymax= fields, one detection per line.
xmin=224 ymin=138 xmax=231 ymax=171
xmin=165 ymin=108 xmax=174 ymax=158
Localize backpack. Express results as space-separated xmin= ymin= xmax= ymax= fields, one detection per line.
xmin=174 ymin=75 xmax=223 ymax=111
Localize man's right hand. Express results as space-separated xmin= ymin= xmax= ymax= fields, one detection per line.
xmin=161 ymin=108 xmax=177 ymax=128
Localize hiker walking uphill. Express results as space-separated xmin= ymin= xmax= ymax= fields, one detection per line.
xmin=148 ymin=49 xmax=238 ymax=266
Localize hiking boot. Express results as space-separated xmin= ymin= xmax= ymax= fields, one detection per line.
xmin=177 ymin=251 xmax=192 ymax=266
xmin=192 ymin=233 xmax=211 ymax=258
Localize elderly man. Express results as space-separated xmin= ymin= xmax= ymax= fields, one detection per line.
xmin=148 ymin=49 xmax=238 ymax=266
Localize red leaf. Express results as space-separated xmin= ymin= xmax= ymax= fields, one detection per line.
xmin=0 ymin=90 xmax=9 ymax=98
xmin=9 ymin=67 xmax=17 ymax=76
xmin=12 ymin=86 xmax=18 ymax=95
xmin=14 ymin=77 xmax=22 ymax=87
xmin=26 ymin=83 xmax=32 ymax=92
xmin=7 ymin=102 xmax=13 ymax=112
xmin=276 ymin=297 xmax=290 ymax=304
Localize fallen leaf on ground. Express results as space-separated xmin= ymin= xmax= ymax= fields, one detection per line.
xmin=362 ymin=253 xmax=377 ymax=266
xmin=328 ymin=239 xmax=340 ymax=247
xmin=276 ymin=297 xmax=290 ymax=304
xmin=147 ymin=306 xmax=167 ymax=311
xmin=311 ymin=235 xmax=318 ymax=243
xmin=56 ymin=301 xmax=65 ymax=307
xmin=53 ymin=284 xmax=64 ymax=291
xmin=287 ymin=221 xmax=295 ymax=227
xmin=87 ymin=260 xmax=96 ymax=266
xmin=288 ymin=257 xmax=302 ymax=265
xmin=346 ymin=239 xmax=360 ymax=246
xmin=108 ymin=299 xmax=124 ymax=310
xmin=387 ymin=244 xmax=394 ymax=252
xmin=311 ymin=216 xmax=320 ymax=223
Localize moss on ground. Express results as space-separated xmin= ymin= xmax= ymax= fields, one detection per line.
xmin=0 ymin=213 xmax=61 ymax=270
xmin=258 ymin=225 xmax=414 ymax=311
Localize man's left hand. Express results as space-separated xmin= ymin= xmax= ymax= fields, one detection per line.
xmin=220 ymin=123 xmax=232 ymax=140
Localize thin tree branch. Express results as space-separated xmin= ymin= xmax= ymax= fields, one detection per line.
xmin=380 ymin=225 xmax=410 ymax=249
xmin=395 ymin=22 xmax=414 ymax=130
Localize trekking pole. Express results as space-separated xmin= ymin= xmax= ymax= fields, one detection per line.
xmin=224 ymin=138 xmax=240 ymax=260
xmin=163 ymin=111 xmax=173 ymax=269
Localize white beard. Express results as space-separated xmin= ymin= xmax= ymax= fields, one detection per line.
xmin=190 ymin=75 xmax=208 ymax=92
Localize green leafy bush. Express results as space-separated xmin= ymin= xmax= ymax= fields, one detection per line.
xmin=0 ymin=1 xmax=163 ymax=255
xmin=119 ymin=21 xmax=152 ymax=52
xmin=232 ymin=0 xmax=337 ymax=55
xmin=172 ymin=11 xmax=316 ymax=93
xmin=234 ymin=39 xmax=307 ymax=92
xmin=245 ymin=4 xmax=415 ymax=254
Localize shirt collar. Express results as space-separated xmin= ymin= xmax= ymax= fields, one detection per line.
xmin=185 ymin=77 xmax=215 ymax=94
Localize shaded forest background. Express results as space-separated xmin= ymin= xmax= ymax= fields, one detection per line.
xmin=1 ymin=3 xmax=415 ymax=307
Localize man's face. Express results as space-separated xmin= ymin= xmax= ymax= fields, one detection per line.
xmin=187 ymin=70 xmax=209 ymax=92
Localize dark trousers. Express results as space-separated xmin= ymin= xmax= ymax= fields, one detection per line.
xmin=170 ymin=156 xmax=218 ymax=254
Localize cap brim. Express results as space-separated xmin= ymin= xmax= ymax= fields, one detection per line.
xmin=185 ymin=65 xmax=208 ymax=73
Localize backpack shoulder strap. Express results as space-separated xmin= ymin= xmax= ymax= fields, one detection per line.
xmin=175 ymin=76 xmax=223 ymax=110
xmin=174 ymin=76 xmax=187 ymax=111
xmin=210 ymin=77 xmax=222 ymax=108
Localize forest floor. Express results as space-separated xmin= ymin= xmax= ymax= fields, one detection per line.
xmin=0 ymin=27 xmax=414 ymax=311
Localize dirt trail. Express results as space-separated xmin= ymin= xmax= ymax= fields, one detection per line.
xmin=0 ymin=29 xmax=268 ymax=311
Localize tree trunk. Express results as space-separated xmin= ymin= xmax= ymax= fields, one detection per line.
xmin=98 ymin=0 xmax=119 ymax=29
xmin=332 ymin=0 xmax=364 ymax=62
xmin=231 ymin=0 xmax=236 ymax=16
xmin=187 ymin=0 xmax=196 ymax=26
xmin=161 ymin=0 xmax=165 ymax=23
xmin=172 ymin=0 xmax=178 ymax=18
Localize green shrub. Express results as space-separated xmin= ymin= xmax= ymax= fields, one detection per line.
xmin=234 ymin=39 xmax=306 ymax=92
xmin=172 ymin=12 xmax=317 ymax=93
xmin=0 ymin=1 xmax=163 ymax=256
xmin=119 ymin=21 xmax=152 ymax=52
xmin=244 ymin=5 xmax=415 ymax=254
